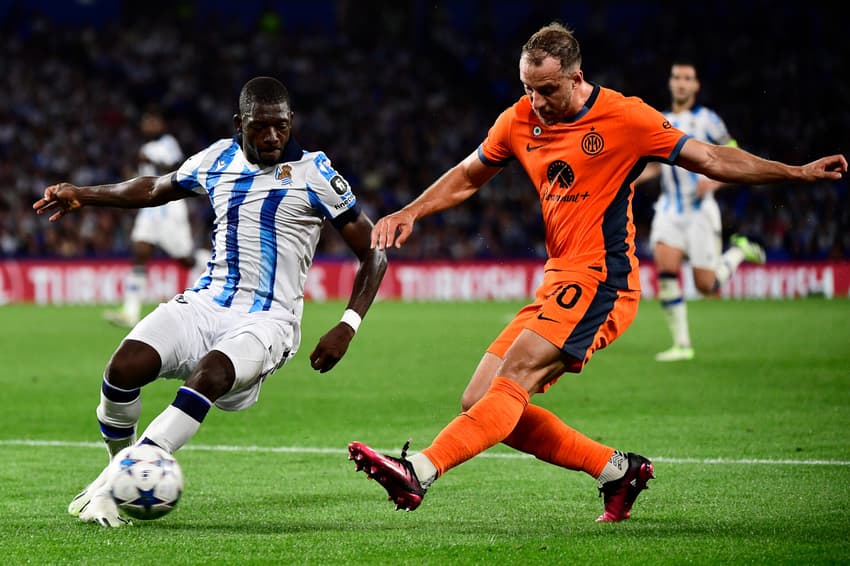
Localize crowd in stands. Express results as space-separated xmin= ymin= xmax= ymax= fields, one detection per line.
xmin=1 ymin=1 xmax=846 ymax=262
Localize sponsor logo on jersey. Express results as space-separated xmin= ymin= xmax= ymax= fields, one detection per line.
xmin=546 ymin=160 xmax=575 ymax=190
xmin=542 ymin=160 xmax=588 ymax=202
xmin=333 ymin=193 xmax=355 ymax=210
xmin=544 ymin=191 xmax=591 ymax=203
xmin=330 ymin=174 xmax=350 ymax=196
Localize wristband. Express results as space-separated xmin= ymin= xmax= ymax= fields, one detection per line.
xmin=340 ymin=309 xmax=362 ymax=333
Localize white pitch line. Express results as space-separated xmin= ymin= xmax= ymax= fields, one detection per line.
xmin=1 ymin=439 xmax=849 ymax=466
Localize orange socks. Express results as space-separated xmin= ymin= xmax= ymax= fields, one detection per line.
xmin=503 ymin=404 xmax=614 ymax=478
xmin=420 ymin=378 xmax=613 ymax=480
xmin=422 ymin=377 xmax=529 ymax=476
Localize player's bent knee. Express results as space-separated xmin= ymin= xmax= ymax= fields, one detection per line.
xmin=693 ymin=276 xmax=716 ymax=295
xmin=695 ymin=282 xmax=715 ymax=295
xmin=184 ymin=351 xmax=236 ymax=401
xmin=105 ymin=339 xmax=162 ymax=389
xmin=188 ymin=332 xmax=268 ymax=402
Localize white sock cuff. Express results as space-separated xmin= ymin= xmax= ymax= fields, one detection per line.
xmin=658 ymin=275 xmax=683 ymax=302
xmin=138 ymin=404 xmax=202 ymax=454
xmin=97 ymin=393 xmax=142 ymax=429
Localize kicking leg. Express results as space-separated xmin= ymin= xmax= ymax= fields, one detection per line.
xmin=461 ymin=353 xmax=652 ymax=522
xmin=350 ymin=330 xmax=564 ymax=510
xmin=73 ymin=339 xmax=161 ymax=524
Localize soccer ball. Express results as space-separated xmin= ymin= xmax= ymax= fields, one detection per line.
xmin=109 ymin=444 xmax=184 ymax=520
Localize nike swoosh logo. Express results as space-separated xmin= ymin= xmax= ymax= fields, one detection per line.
xmin=536 ymin=312 xmax=558 ymax=322
xmin=526 ymin=143 xmax=546 ymax=152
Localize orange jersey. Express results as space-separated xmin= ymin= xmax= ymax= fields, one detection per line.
xmin=479 ymin=84 xmax=689 ymax=291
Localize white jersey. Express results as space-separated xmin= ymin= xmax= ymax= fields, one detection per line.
xmin=132 ymin=133 xmax=192 ymax=254
xmin=655 ymin=105 xmax=732 ymax=214
xmin=139 ymin=133 xmax=184 ymax=176
xmin=173 ymin=136 xmax=357 ymax=316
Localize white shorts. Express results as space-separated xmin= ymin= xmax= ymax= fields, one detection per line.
xmin=131 ymin=200 xmax=194 ymax=258
xmin=649 ymin=199 xmax=722 ymax=270
xmin=125 ymin=290 xmax=300 ymax=411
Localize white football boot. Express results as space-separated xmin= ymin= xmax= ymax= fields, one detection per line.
xmin=67 ymin=464 xmax=111 ymax=517
xmin=70 ymin=464 xmax=131 ymax=527
xmin=102 ymin=309 xmax=139 ymax=329
xmin=654 ymin=345 xmax=695 ymax=362
xmin=79 ymin=490 xmax=131 ymax=528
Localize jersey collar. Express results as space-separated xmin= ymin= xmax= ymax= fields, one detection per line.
xmin=280 ymin=137 xmax=303 ymax=163
xmin=559 ymin=82 xmax=600 ymax=124
xmin=233 ymin=133 xmax=305 ymax=166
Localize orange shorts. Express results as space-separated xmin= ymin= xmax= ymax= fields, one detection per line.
xmin=487 ymin=264 xmax=640 ymax=378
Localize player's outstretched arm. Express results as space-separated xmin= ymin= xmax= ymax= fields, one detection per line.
xmin=33 ymin=174 xmax=188 ymax=222
xmin=33 ymin=183 xmax=85 ymax=222
xmin=371 ymin=151 xmax=501 ymax=250
xmin=309 ymin=211 xmax=388 ymax=374
xmin=676 ymin=139 xmax=847 ymax=185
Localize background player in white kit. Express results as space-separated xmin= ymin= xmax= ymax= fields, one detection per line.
xmin=34 ymin=76 xmax=388 ymax=527
xmin=103 ymin=108 xmax=211 ymax=328
xmin=637 ymin=61 xmax=766 ymax=362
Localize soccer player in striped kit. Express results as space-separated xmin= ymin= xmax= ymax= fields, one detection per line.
xmin=349 ymin=22 xmax=846 ymax=522
xmin=35 ymin=77 xmax=387 ymax=527
xmin=636 ymin=61 xmax=767 ymax=362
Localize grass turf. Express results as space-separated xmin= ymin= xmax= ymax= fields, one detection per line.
xmin=0 ymin=298 xmax=848 ymax=564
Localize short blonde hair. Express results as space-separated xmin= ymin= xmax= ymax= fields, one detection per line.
xmin=522 ymin=22 xmax=581 ymax=72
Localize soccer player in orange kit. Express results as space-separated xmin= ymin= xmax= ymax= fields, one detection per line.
xmin=349 ymin=22 xmax=847 ymax=522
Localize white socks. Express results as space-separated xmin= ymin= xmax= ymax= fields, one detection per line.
xmin=658 ymin=273 xmax=691 ymax=348
xmin=123 ymin=266 xmax=146 ymax=321
xmin=596 ymin=450 xmax=629 ymax=485
xmin=137 ymin=387 xmax=212 ymax=454
xmin=409 ymin=452 xmax=438 ymax=488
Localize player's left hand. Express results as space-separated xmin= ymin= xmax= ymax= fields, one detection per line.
xmin=33 ymin=183 xmax=83 ymax=222
xmin=801 ymin=154 xmax=848 ymax=181
xmin=309 ymin=323 xmax=355 ymax=373
xmin=371 ymin=209 xmax=416 ymax=250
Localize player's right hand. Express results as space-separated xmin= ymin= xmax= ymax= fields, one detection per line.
xmin=33 ymin=183 xmax=83 ymax=222
xmin=371 ymin=209 xmax=415 ymax=250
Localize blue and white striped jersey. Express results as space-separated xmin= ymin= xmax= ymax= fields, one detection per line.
xmin=656 ymin=105 xmax=732 ymax=214
xmin=173 ymin=136 xmax=357 ymax=314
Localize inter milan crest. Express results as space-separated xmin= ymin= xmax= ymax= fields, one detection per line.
xmin=581 ymin=128 xmax=604 ymax=156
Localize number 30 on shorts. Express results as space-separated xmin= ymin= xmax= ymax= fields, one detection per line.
xmin=556 ymin=284 xmax=582 ymax=309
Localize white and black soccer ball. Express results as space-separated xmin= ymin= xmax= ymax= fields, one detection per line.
xmin=109 ymin=444 xmax=183 ymax=520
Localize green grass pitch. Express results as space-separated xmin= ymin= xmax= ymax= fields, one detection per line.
xmin=0 ymin=298 xmax=848 ymax=564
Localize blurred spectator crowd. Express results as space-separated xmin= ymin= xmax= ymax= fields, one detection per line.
xmin=1 ymin=0 xmax=847 ymax=262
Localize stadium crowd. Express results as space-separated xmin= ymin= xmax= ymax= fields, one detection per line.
xmin=1 ymin=1 xmax=847 ymax=262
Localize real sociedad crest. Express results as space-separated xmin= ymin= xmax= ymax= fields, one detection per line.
xmin=275 ymin=164 xmax=292 ymax=182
